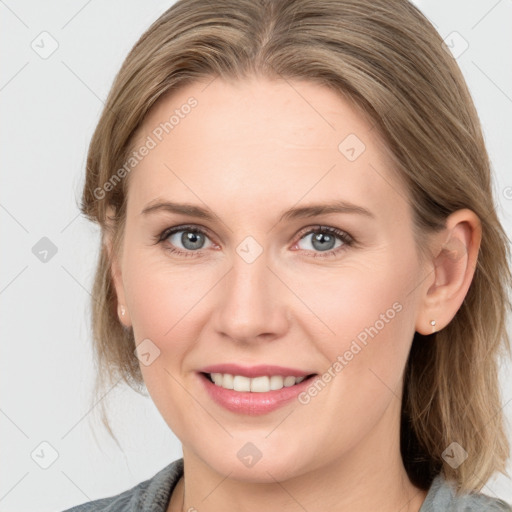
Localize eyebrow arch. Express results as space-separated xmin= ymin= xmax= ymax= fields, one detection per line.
xmin=140 ymin=199 xmax=375 ymax=221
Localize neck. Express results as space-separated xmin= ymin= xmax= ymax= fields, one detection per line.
xmin=168 ymin=401 xmax=428 ymax=512
xmin=171 ymin=455 xmax=427 ymax=512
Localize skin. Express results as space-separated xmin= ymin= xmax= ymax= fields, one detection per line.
xmin=106 ymin=75 xmax=481 ymax=512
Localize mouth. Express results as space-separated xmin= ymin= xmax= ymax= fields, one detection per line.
xmin=200 ymin=372 xmax=317 ymax=392
xmin=197 ymin=369 xmax=319 ymax=415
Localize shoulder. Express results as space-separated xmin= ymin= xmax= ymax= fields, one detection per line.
xmin=60 ymin=458 xmax=184 ymax=512
xmin=421 ymin=473 xmax=512 ymax=512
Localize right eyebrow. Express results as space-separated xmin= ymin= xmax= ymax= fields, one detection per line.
xmin=141 ymin=200 xmax=216 ymax=220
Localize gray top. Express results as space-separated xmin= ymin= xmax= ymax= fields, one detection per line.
xmin=62 ymin=457 xmax=512 ymax=511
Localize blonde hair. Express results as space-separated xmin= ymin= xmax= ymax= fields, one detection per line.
xmin=80 ymin=0 xmax=511 ymax=494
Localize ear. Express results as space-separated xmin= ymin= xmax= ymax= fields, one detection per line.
xmin=415 ymin=208 xmax=482 ymax=335
xmin=104 ymin=205 xmax=132 ymax=328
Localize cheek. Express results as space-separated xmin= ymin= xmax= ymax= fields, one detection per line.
xmin=291 ymin=262 xmax=417 ymax=448
xmin=125 ymin=267 xmax=177 ymax=342
xmin=116 ymin=230 xmax=220 ymax=430
xmin=296 ymin=256 xmax=417 ymax=388
xmin=121 ymin=254 xmax=211 ymax=435
xmin=123 ymin=251 xmax=218 ymax=354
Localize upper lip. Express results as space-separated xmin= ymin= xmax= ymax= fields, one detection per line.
xmin=199 ymin=363 xmax=315 ymax=378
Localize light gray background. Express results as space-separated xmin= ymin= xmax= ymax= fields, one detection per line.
xmin=1 ymin=1 xmax=511 ymax=510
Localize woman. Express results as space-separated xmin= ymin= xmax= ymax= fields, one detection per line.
xmin=64 ymin=0 xmax=512 ymax=510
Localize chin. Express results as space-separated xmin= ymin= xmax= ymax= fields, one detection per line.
xmin=198 ymin=444 xmax=310 ymax=484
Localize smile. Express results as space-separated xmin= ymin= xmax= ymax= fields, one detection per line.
xmin=205 ymin=372 xmax=309 ymax=392
xmin=198 ymin=370 xmax=318 ymax=415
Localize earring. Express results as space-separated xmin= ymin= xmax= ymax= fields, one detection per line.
xmin=430 ymin=319 xmax=436 ymax=333
xmin=119 ymin=305 xmax=126 ymax=317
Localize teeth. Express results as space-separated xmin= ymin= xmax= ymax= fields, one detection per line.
xmin=209 ymin=373 xmax=306 ymax=392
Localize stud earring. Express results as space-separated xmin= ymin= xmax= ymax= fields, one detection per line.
xmin=119 ymin=305 xmax=126 ymax=317
xmin=430 ymin=319 xmax=436 ymax=333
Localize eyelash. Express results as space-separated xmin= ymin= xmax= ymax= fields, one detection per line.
xmin=154 ymin=224 xmax=354 ymax=259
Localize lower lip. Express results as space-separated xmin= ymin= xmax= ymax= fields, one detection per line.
xmin=198 ymin=372 xmax=317 ymax=415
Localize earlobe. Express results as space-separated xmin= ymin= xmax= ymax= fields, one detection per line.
xmin=117 ymin=304 xmax=128 ymax=324
xmin=415 ymin=208 xmax=482 ymax=336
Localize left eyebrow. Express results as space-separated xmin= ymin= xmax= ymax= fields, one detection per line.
xmin=140 ymin=199 xmax=375 ymax=221
xmin=278 ymin=200 xmax=375 ymax=222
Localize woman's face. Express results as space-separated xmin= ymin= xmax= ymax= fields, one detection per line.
xmin=110 ymin=76 xmax=432 ymax=481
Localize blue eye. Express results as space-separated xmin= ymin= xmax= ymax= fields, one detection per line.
xmin=294 ymin=226 xmax=353 ymax=258
xmin=155 ymin=224 xmax=354 ymax=259
xmin=158 ymin=225 xmax=213 ymax=257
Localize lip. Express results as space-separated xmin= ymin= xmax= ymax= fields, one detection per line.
xmin=197 ymin=370 xmax=318 ymax=416
xmin=198 ymin=363 xmax=313 ymax=378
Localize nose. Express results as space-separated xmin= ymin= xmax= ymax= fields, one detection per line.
xmin=212 ymin=249 xmax=290 ymax=344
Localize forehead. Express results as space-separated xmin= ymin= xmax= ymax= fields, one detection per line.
xmin=126 ymin=76 xmax=410 ymax=224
